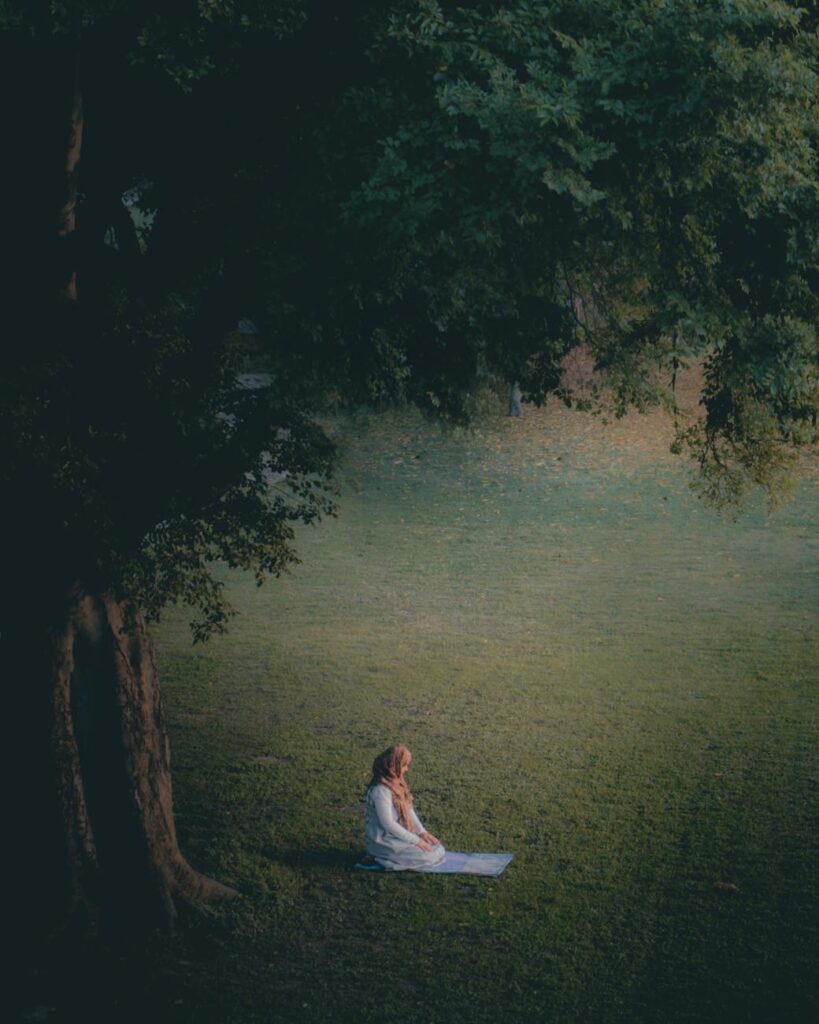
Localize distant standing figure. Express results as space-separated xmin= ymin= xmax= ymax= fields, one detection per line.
xmin=364 ymin=744 xmax=445 ymax=871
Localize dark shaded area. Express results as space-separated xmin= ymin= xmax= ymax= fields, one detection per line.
xmin=261 ymin=846 xmax=360 ymax=870
xmin=10 ymin=906 xmax=232 ymax=1024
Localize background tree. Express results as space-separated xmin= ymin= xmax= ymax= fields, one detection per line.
xmin=309 ymin=0 xmax=818 ymax=507
xmin=3 ymin=0 xmax=817 ymax=944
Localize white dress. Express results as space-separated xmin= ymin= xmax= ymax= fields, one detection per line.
xmin=364 ymin=783 xmax=446 ymax=871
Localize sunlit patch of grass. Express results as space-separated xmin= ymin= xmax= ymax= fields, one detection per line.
xmin=153 ymin=398 xmax=818 ymax=1024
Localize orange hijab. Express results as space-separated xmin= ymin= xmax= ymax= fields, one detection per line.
xmin=368 ymin=744 xmax=414 ymax=831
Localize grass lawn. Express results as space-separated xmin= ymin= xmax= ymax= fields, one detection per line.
xmin=151 ymin=393 xmax=818 ymax=1024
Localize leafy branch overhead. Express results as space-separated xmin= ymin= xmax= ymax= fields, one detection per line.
xmin=2 ymin=0 xmax=817 ymax=638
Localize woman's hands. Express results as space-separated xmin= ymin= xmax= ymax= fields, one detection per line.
xmin=418 ymin=831 xmax=440 ymax=851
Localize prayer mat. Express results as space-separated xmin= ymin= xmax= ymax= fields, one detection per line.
xmin=355 ymin=852 xmax=513 ymax=876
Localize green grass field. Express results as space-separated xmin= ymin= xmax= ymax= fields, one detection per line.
xmin=151 ymin=396 xmax=818 ymax=1024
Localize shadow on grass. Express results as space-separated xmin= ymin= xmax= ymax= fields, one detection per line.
xmin=261 ymin=846 xmax=362 ymax=869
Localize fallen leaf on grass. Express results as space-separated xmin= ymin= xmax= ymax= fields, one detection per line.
xmin=713 ymin=881 xmax=741 ymax=892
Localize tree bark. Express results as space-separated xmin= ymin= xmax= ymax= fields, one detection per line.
xmin=8 ymin=585 xmax=237 ymax=940
xmin=58 ymin=46 xmax=83 ymax=302
xmin=508 ymin=383 xmax=524 ymax=417
xmin=12 ymin=44 xmax=237 ymax=937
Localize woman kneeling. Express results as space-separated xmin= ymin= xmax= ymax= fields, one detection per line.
xmin=364 ymin=744 xmax=445 ymax=871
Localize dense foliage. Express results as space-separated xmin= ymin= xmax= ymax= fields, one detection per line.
xmin=323 ymin=0 xmax=819 ymax=503
xmin=2 ymin=0 xmax=817 ymax=637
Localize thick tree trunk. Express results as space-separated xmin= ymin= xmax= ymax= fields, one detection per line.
xmin=9 ymin=585 xmax=236 ymax=940
xmin=16 ymin=50 xmax=235 ymax=936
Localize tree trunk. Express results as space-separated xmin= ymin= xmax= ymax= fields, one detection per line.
xmin=8 ymin=585 xmax=237 ymax=941
xmin=508 ymin=383 xmax=524 ymax=417
xmin=58 ymin=46 xmax=83 ymax=302
xmin=12 ymin=48 xmax=236 ymax=936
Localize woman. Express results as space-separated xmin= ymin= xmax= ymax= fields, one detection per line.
xmin=364 ymin=744 xmax=446 ymax=871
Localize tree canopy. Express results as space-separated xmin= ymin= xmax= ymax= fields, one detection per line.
xmin=326 ymin=0 xmax=819 ymax=500
xmin=3 ymin=0 xmax=818 ymax=637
